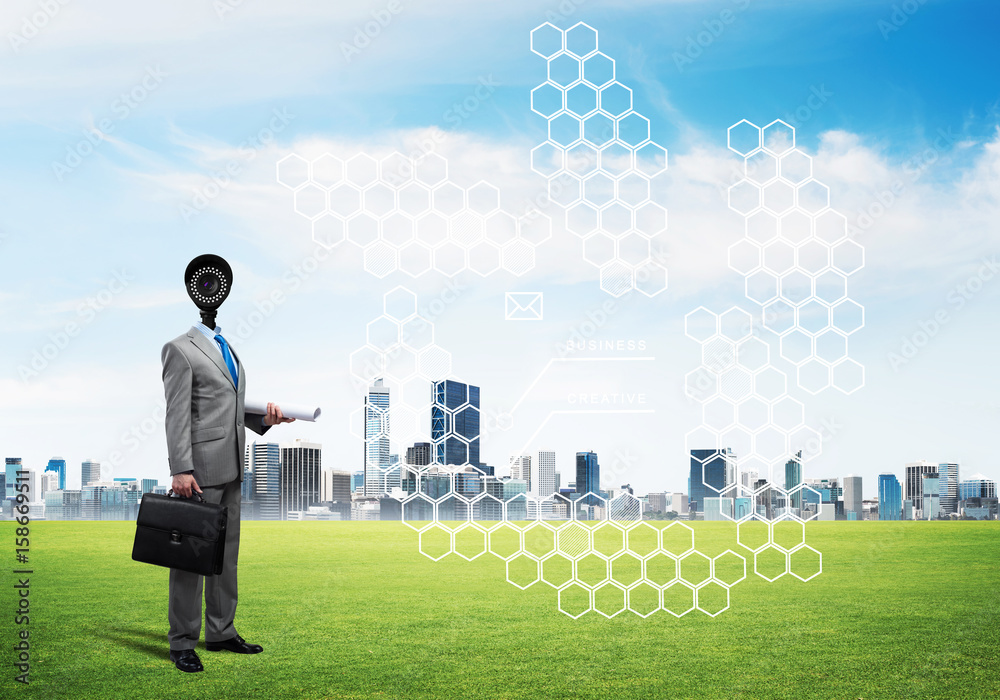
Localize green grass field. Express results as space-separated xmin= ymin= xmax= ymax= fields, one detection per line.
xmin=2 ymin=520 xmax=998 ymax=700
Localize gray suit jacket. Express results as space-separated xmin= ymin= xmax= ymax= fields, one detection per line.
xmin=162 ymin=328 xmax=270 ymax=487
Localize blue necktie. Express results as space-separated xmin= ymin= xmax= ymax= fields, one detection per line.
xmin=214 ymin=334 xmax=239 ymax=388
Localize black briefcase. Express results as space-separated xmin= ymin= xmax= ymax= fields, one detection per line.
xmin=131 ymin=491 xmax=228 ymax=576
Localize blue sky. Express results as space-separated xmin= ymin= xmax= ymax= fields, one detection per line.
xmin=1 ymin=0 xmax=999 ymax=497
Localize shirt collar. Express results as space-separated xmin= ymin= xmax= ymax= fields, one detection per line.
xmin=193 ymin=322 xmax=223 ymax=342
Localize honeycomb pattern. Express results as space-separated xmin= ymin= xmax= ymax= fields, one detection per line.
xmin=278 ymin=152 xmax=551 ymax=278
xmin=530 ymin=21 xmax=669 ymax=298
xmin=726 ymin=119 xmax=865 ymax=395
xmin=399 ymin=469 xmax=777 ymax=619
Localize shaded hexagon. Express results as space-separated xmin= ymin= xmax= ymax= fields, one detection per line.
xmin=502 ymin=240 xmax=535 ymax=276
xmin=712 ymin=550 xmax=747 ymax=587
xmin=815 ymin=328 xmax=848 ymax=363
xmin=832 ymin=358 xmax=864 ymax=394
xmin=745 ymin=149 xmax=778 ymax=184
xmin=719 ymin=366 xmax=753 ymax=402
xmin=736 ymin=336 xmax=769 ymax=372
xmin=789 ymin=543 xmax=822 ymax=582
xmin=634 ymin=202 xmax=668 ymax=236
xmin=567 ymin=82 xmax=598 ymax=118
xmin=609 ymin=493 xmax=643 ymax=525
xmin=541 ymin=552 xmax=574 ymax=588
xmin=556 ymin=521 xmax=591 ymax=559
xmin=530 ymin=142 xmax=564 ymax=178
xmin=617 ymin=232 xmax=650 ymax=266
xmin=729 ymin=239 xmax=761 ymax=275
xmin=548 ymin=52 xmax=582 ymax=87
xmin=506 ymin=553 xmax=540 ymax=590
xmin=696 ymin=581 xmax=730 ymax=617
xmin=294 ymin=183 xmax=327 ymax=220
xmin=530 ymin=22 xmax=563 ymax=58
xmin=382 ymin=212 xmax=415 ymax=248
xmin=617 ymin=171 xmax=650 ymax=207
xmin=779 ymin=270 xmax=813 ymax=306
xmin=815 ymin=210 xmax=848 ymax=244
xmin=312 ymin=213 xmax=346 ymax=249
xmin=635 ymin=260 xmax=668 ymax=297
xmin=565 ymin=21 xmax=598 ymax=57
xmin=797 ymin=239 xmax=831 ymax=276
xmin=660 ymin=522 xmax=694 ymax=557
xmin=831 ymin=299 xmax=864 ymax=335
xmin=729 ymin=179 xmax=761 ymax=215
xmin=702 ymin=336 xmax=736 ymax=371
xmin=831 ymin=239 xmax=864 ymax=275
xmin=600 ymin=260 xmax=633 ymax=297
xmin=277 ymin=154 xmax=310 ymax=190
xmin=576 ymin=552 xmax=610 ymax=588
xmin=720 ymin=307 xmax=753 ymax=342
xmin=684 ymin=306 xmax=718 ymax=342
xmin=814 ymin=269 xmax=847 ymax=304
xmin=593 ymin=582 xmax=627 ymax=619
xmin=310 ymin=154 xmax=344 ymax=189
xmin=451 ymin=211 xmax=485 ymax=248
xmin=662 ymin=581 xmax=696 ymax=617
xmin=797 ymin=358 xmax=831 ymax=394
xmin=417 ymin=346 xmax=452 ymax=378
xmin=762 ymin=180 xmax=795 ymax=215
xmin=598 ymin=141 xmax=632 ymax=177
xmin=418 ymin=523 xmax=453 ymax=561
xmin=384 ymin=287 xmax=417 ymax=321
xmin=771 ymin=396 xmax=805 ymax=431
xmin=737 ymin=517 xmax=769 ymax=553
xmin=754 ymin=545 xmax=788 ymax=581
xmin=558 ymin=582 xmax=592 ymax=619
xmin=754 ymin=366 xmax=787 ymax=402
xmin=761 ymin=120 xmax=795 ymax=156
xmin=453 ymin=523 xmax=487 ymax=561
xmin=728 ymin=119 xmax=761 ymax=156
xmin=797 ymin=179 xmax=830 ymax=214
xmin=582 ymin=112 xmax=615 ymax=147
xmin=582 ymin=51 xmax=614 ymax=87
xmin=364 ymin=242 xmax=397 ymax=278
xmin=531 ymin=82 xmax=564 ymax=119
xmin=617 ymin=112 xmax=650 ymax=147
xmin=345 ymin=153 xmax=378 ymax=188
xmin=599 ymin=82 xmax=632 ymax=117
xmin=780 ymin=210 xmax=812 ymax=246
xmin=634 ymin=142 xmax=668 ymax=177
xmin=414 ymin=152 xmax=447 ymax=187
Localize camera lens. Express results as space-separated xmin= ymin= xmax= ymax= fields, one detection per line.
xmin=195 ymin=271 xmax=220 ymax=298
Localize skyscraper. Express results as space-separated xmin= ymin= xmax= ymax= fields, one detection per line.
xmin=878 ymin=473 xmax=902 ymax=521
xmin=937 ymin=462 xmax=959 ymax=515
xmin=959 ymin=474 xmax=997 ymax=500
xmin=785 ymin=451 xmax=802 ymax=510
xmin=921 ymin=473 xmax=941 ymax=519
xmin=281 ymin=439 xmax=322 ymax=519
xmin=536 ymin=450 xmax=557 ymax=498
xmin=904 ymin=461 xmax=938 ymax=509
xmin=510 ymin=455 xmax=531 ymax=492
xmin=405 ymin=442 xmax=432 ymax=467
xmin=843 ymin=474 xmax=863 ymax=520
xmin=321 ymin=469 xmax=352 ymax=503
xmin=248 ymin=441 xmax=281 ymax=520
xmin=365 ymin=378 xmax=391 ymax=497
xmin=39 ymin=471 xmax=59 ymax=496
xmin=431 ymin=379 xmax=483 ymax=470
xmin=689 ymin=448 xmax=735 ymax=514
xmin=81 ymin=459 xmax=101 ymax=487
xmin=575 ymin=451 xmax=600 ymax=504
xmin=4 ymin=458 xmax=22 ymax=500
xmin=45 ymin=457 xmax=66 ymax=490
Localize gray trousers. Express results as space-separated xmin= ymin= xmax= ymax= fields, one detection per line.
xmin=168 ymin=479 xmax=241 ymax=650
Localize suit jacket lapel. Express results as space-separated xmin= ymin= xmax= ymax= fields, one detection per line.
xmin=187 ymin=330 xmax=237 ymax=390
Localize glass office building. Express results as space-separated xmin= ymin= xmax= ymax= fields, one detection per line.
xmin=431 ymin=379 xmax=483 ymax=470
xmin=878 ymin=473 xmax=902 ymax=520
xmin=45 ymin=457 xmax=67 ymax=491
xmin=689 ymin=448 xmax=734 ymax=514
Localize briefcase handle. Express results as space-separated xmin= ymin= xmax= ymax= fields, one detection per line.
xmin=167 ymin=489 xmax=205 ymax=503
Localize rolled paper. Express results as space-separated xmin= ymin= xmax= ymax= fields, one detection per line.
xmin=244 ymin=400 xmax=321 ymax=422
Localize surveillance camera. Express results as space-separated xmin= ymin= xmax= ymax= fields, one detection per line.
xmin=184 ymin=254 xmax=233 ymax=328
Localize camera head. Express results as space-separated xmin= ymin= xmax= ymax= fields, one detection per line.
xmin=184 ymin=254 xmax=233 ymax=329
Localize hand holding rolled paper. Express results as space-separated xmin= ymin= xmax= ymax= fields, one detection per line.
xmin=245 ymin=400 xmax=322 ymax=423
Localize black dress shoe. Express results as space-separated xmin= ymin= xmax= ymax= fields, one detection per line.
xmin=206 ymin=634 xmax=263 ymax=654
xmin=169 ymin=649 xmax=204 ymax=673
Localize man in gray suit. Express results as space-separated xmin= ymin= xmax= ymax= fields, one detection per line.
xmin=162 ymin=254 xmax=294 ymax=673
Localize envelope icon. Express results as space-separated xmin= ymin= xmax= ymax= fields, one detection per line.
xmin=505 ymin=292 xmax=543 ymax=321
